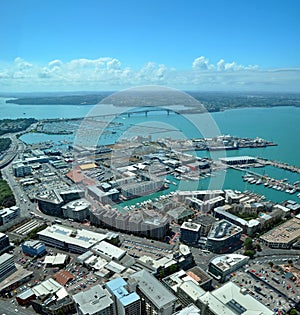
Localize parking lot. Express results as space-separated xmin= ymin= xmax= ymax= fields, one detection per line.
xmin=231 ymin=260 xmax=300 ymax=314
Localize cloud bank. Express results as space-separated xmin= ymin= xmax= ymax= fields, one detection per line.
xmin=0 ymin=56 xmax=299 ymax=92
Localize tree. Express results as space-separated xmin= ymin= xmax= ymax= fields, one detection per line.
xmin=244 ymin=249 xmax=255 ymax=259
xmin=244 ymin=237 xmax=253 ymax=250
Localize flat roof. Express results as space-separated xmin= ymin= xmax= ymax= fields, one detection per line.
xmin=92 ymin=241 xmax=125 ymax=260
xmin=212 ymin=282 xmax=273 ymax=315
xmin=0 ymin=253 xmax=13 ymax=265
xmin=38 ymin=225 xmax=107 ymax=249
xmin=210 ymin=254 xmax=249 ymax=272
xmin=73 ymin=284 xmax=113 ymax=314
xmin=129 ymin=270 xmax=176 ymax=309
xmin=181 ymin=221 xmax=201 ymax=232
xmin=106 ymin=277 xmax=140 ymax=306
xmin=260 ymin=217 xmax=300 ymax=244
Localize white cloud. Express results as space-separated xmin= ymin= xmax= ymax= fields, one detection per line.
xmin=192 ymin=56 xmax=213 ymax=70
xmin=0 ymin=55 xmax=299 ymax=92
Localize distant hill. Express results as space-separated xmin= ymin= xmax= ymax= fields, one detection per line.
xmin=5 ymin=91 xmax=300 ymax=113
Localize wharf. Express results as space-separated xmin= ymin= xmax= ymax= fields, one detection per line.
xmin=257 ymin=158 xmax=300 ymax=174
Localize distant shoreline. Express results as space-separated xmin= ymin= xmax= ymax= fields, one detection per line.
xmin=4 ymin=91 xmax=300 ymax=114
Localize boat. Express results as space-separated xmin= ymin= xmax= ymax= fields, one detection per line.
xmin=256 ymin=179 xmax=262 ymax=185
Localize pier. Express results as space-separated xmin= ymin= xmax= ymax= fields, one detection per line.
xmin=257 ymin=158 xmax=300 ymax=174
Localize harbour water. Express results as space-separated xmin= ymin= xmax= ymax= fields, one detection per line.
xmin=1 ymin=97 xmax=300 ymax=203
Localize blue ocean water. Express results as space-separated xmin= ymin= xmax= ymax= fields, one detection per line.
xmin=1 ymin=97 xmax=299 ymax=203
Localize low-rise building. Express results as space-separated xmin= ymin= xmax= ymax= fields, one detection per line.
xmin=208 ymin=254 xmax=249 ymax=282
xmin=260 ymin=217 xmax=300 ymax=248
xmin=198 ymin=281 xmax=273 ymax=315
xmin=21 ymin=240 xmax=46 ymax=257
xmin=73 ymin=284 xmax=115 ymax=315
xmin=0 ymin=206 xmax=20 ymax=226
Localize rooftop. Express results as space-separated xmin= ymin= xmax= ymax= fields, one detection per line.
xmin=106 ymin=277 xmax=140 ymax=307
xmin=260 ymin=217 xmax=300 ymax=244
xmin=73 ymin=284 xmax=113 ymax=314
xmin=129 ymin=270 xmax=177 ymax=309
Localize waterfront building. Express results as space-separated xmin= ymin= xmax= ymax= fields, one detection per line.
xmin=180 ymin=221 xmax=201 ymax=245
xmin=121 ymin=176 xmax=164 ymax=199
xmin=73 ymin=284 xmax=115 ymax=315
xmin=21 ymin=240 xmax=46 ymax=257
xmin=0 ymin=206 xmax=20 ymax=226
xmin=128 ymin=269 xmax=177 ymax=315
xmin=88 ymin=185 xmax=120 ymax=205
xmin=0 ymin=233 xmax=10 ymax=255
xmin=206 ymin=219 xmax=243 ymax=253
xmin=106 ymin=277 xmax=141 ymax=315
xmin=198 ymin=281 xmax=273 ymax=315
xmin=219 ymin=156 xmax=256 ymax=165
xmin=62 ymin=198 xmax=91 ymax=222
xmin=0 ymin=253 xmax=17 ymax=282
xmin=208 ymin=254 xmax=249 ymax=282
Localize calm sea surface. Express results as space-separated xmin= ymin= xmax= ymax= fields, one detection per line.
xmin=1 ymin=97 xmax=299 ymax=203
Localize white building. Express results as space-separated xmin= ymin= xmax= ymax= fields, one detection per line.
xmin=208 ymin=254 xmax=249 ymax=282
xmin=38 ymin=225 xmax=107 ymax=253
xmin=73 ymin=284 xmax=115 ymax=315
xmin=198 ymin=281 xmax=273 ymax=315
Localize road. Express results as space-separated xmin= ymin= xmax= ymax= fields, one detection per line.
xmin=0 ymin=299 xmax=35 ymax=314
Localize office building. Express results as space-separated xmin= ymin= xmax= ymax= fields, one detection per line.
xmin=0 ymin=253 xmax=17 ymax=282
xmin=180 ymin=221 xmax=201 ymax=245
xmin=128 ymin=270 xmax=177 ymax=315
xmin=73 ymin=284 xmax=115 ymax=315
xmin=38 ymin=224 xmax=107 ymax=254
xmin=35 ymin=189 xmax=64 ymax=217
xmin=208 ymin=254 xmax=249 ymax=282
xmin=0 ymin=233 xmax=10 ymax=255
xmin=12 ymin=162 xmax=32 ymax=177
xmin=106 ymin=277 xmax=141 ymax=315
xmin=0 ymin=206 xmax=20 ymax=226
xmin=62 ymin=198 xmax=90 ymax=222
xmin=206 ymin=219 xmax=243 ymax=253
xmin=21 ymin=240 xmax=46 ymax=257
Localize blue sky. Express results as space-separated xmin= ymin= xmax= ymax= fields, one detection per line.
xmin=0 ymin=0 xmax=299 ymax=92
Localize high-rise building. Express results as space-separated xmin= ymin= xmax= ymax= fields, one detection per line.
xmin=0 ymin=233 xmax=10 ymax=255
xmin=0 ymin=253 xmax=16 ymax=282
xmin=180 ymin=221 xmax=201 ymax=245
xmin=106 ymin=277 xmax=141 ymax=315
xmin=128 ymin=270 xmax=177 ymax=315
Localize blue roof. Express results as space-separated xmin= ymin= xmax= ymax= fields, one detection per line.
xmin=106 ymin=277 xmax=140 ymax=306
